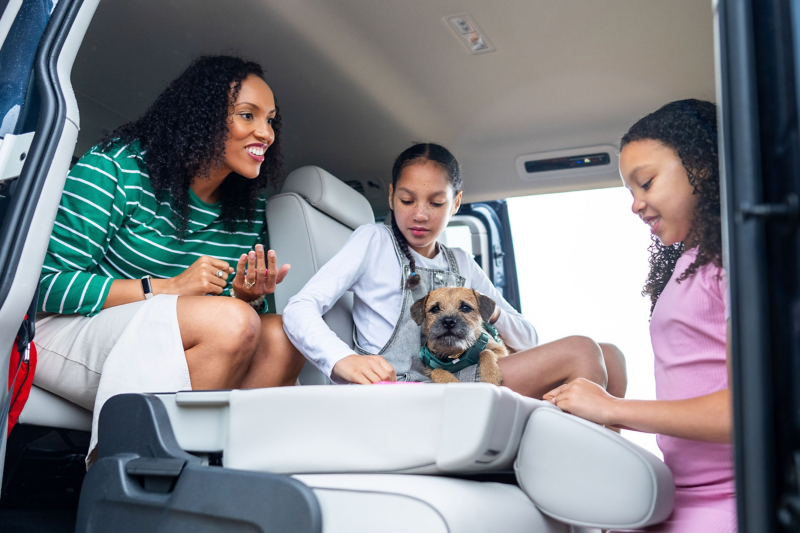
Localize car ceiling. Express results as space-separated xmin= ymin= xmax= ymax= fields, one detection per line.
xmin=71 ymin=0 xmax=715 ymax=213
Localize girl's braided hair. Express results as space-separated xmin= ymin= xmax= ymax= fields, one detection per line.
xmin=620 ymin=99 xmax=721 ymax=313
xmin=102 ymin=55 xmax=284 ymax=238
xmin=390 ymin=143 xmax=462 ymax=290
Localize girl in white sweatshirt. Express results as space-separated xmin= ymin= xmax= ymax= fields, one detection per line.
xmin=283 ymin=143 xmax=625 ymax=398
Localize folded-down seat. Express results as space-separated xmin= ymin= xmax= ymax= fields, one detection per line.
xmin=78 ymin=386 xmax=673 ymax=532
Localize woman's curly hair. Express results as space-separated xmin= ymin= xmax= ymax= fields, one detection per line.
xmin=620 ymin=99 xmax=721 ymax=313
xmin=102 ymin=55 xmax=284 ymax=236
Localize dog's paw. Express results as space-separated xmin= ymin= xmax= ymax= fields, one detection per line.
xmin=431 ymin=368 xmax=461 ymax=384
xmin=481 ymin=371 xmax=503 ymax=387
xmin=479 ymin=351 xmax=503 ymax=386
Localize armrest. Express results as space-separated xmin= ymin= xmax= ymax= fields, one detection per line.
xmin=514 ymin=408 xmax=674 ymax=530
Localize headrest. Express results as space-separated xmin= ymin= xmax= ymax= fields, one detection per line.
xmin=282 ymin=166 xmax=375 ymax=230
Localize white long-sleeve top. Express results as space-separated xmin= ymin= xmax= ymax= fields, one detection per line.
xmin=282 ymin=224 xmax=539 ymax=380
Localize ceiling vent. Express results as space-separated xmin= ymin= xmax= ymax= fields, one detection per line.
xmin=515 ymin=145 xmax=619 ymax=182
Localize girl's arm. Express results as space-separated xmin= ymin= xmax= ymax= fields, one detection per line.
xmin=462 ymin=252 xmax=539 ymax=350
xmin=282 ymin=225 xmax=386 ymax=382
xmin=544 ymin=323 xmax=733 ymax=444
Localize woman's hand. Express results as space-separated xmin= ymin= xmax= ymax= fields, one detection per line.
xmin=158 ymin=255 xmax=233 ymax=296
xmin=543 ymin=378 xmax=620 ymax=426
xmin=231 ymin=244 xmax=291 ymax=302
xmin=333 ymin=354 xmax=397 ymax=384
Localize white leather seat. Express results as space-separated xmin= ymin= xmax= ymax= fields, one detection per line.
xmin=293 ymin=474 xmax=586 ymax=533
xmin=515 ymin=408 xmax=674 ymax=530
xmin=267 ymin=165 xmax=375 ymax=385
xmin=18 ymin=385 xmax=92 ymax=431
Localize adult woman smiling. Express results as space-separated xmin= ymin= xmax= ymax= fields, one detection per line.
xmin=33 ymin=56 xmax=304 ymax=424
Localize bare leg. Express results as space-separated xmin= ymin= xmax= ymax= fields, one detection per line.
xmin=498 ymin=335 xmax=607 ymax=399
xmin=177 ymin=296 xmax=260 ymax=389
xmin=599 ymin=343 xmax=627 ymax=398
xmin=240 ymin=314 xmax=306 ymax=388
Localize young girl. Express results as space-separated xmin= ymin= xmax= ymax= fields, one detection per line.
xmin=544 ymin=99 xmax=735 ymax=532
xmin=283 ymin=143 xmax=626 ymax=400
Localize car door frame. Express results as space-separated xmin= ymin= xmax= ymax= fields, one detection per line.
xmin=716 ymin=0 xmax=800 ymax=530
xmin=0 ymin=0 xmax=100 ymax=483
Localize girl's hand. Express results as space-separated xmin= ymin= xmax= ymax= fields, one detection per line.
xmin=543 ymin=378 xmax=620 ymax=426
xmin=160 ymin=255 xmax=233 ymax=296
xmin=232 ymin=244 xmax=291 ymax=302
xmin=333 ymin=354 xmax=397 ymax=384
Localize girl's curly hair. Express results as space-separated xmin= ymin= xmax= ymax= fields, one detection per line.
xmin=620 ymin=99 xmax=721 ymax=313
xmin=103 ymin=55 xmax=284 ymax=236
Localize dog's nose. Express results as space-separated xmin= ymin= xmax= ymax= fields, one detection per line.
xmin=442 ymin=317 xmax=457 ymax=329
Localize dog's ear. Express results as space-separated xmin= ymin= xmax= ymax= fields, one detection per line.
xmin=410 ymin=295 xmax=429 ymax=325
xmin=473 ymin=290 xmax=496 ymax=322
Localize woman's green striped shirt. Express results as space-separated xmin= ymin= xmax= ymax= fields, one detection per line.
xmin=38 ymin=141 xmax=267 ymax=316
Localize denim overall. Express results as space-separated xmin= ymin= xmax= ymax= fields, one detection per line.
xmin=353 ymin=221 xmax=481 ymax=383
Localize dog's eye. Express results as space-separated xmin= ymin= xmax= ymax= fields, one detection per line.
xmin=429 ymin=303 xmax=440 ymax=314
xmin=459 ymin=303 xmax=474 ymax=313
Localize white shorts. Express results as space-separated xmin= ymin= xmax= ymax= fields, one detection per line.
xmin=33 ymin=302 xmax=146 ymax=411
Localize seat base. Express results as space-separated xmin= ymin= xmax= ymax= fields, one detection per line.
xmin=295 ymin=474 xmax=596 ymax=533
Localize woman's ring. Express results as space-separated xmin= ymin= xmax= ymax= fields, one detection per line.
xmin=244 ymin=280 xmax=254 ymax=289
xmin=216 ymin=269 xmax=224 ymax=278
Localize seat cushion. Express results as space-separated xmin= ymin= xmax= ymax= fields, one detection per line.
xmin=293 ymin=474 xmax=575 ymax=533
xmin=18 ymin=385 xmax=92 ymax=431
xmin=514 ymin=408 xmax=674 ymax=529
xmin=223 ymin=384 xmax=552 ymax=474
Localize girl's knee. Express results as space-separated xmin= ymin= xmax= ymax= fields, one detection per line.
xmin=563 ymin=335 xmax=603 ymax=360
xmin=599 ymin=342 xmax=627 ymax=396
xmin=563 ymin=335 xmax=607 ymax=385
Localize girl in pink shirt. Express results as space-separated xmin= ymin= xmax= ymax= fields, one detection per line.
xmin=544 ymin=99 xmax=736 ymax=533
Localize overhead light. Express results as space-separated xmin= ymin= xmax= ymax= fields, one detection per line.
xmin=446 ymin=14 xmax=495 ymax=55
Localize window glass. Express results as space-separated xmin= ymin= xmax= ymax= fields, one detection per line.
xmin=508 ymin=187 xmax=661 ymax=457
xmin=442 ymin=224 xmax=475 ymax=261
xmin=0 ymin=0 xmax=58 ymax=137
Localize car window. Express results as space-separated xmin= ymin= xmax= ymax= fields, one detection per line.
xmin=0 ymin=0 xmax=57 ymax=137
xmin=509 ymin=186 xmax=661 ymax=457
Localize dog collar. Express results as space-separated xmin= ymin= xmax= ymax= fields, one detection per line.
xmin=419 ymin=322 xmax=501 ymax=373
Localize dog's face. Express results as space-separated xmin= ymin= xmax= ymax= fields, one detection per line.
xmin=410 ymin=288 xmax=496 ymax=359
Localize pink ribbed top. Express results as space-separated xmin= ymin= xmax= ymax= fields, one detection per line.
xmin=649 ymin=248 xmax=734 ymax=494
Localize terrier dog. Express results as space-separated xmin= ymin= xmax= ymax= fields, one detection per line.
xmin=410 ymin=287 xmax=509 ymax=385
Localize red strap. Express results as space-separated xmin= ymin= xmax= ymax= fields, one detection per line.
xmin=7 ymin=329 xmax=37 ymax=437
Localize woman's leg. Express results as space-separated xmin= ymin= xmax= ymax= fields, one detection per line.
xmin=599 ymin=343 xmax=627 ymax=398
xmin=240 ymin=314 xmax=306 ymax=388
xmin=177 ymin=296 xmax=261 ymax=389
xmin=498 ymin=335 xmax=607 ymax=399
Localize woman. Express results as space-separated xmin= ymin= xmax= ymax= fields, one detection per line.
xmin=34 ymin=56 xmax=305 ymax=430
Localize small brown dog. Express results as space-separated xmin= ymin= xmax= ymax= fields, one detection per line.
xmin=410 ymin=287 xmax=509 ymax=385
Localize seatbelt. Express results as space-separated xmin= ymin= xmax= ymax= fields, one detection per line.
xmin=2 ymin=287 xmax=38 ymax=435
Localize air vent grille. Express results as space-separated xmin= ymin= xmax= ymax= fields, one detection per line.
xmin=345 ymin=180 xmax=364 ymax=194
